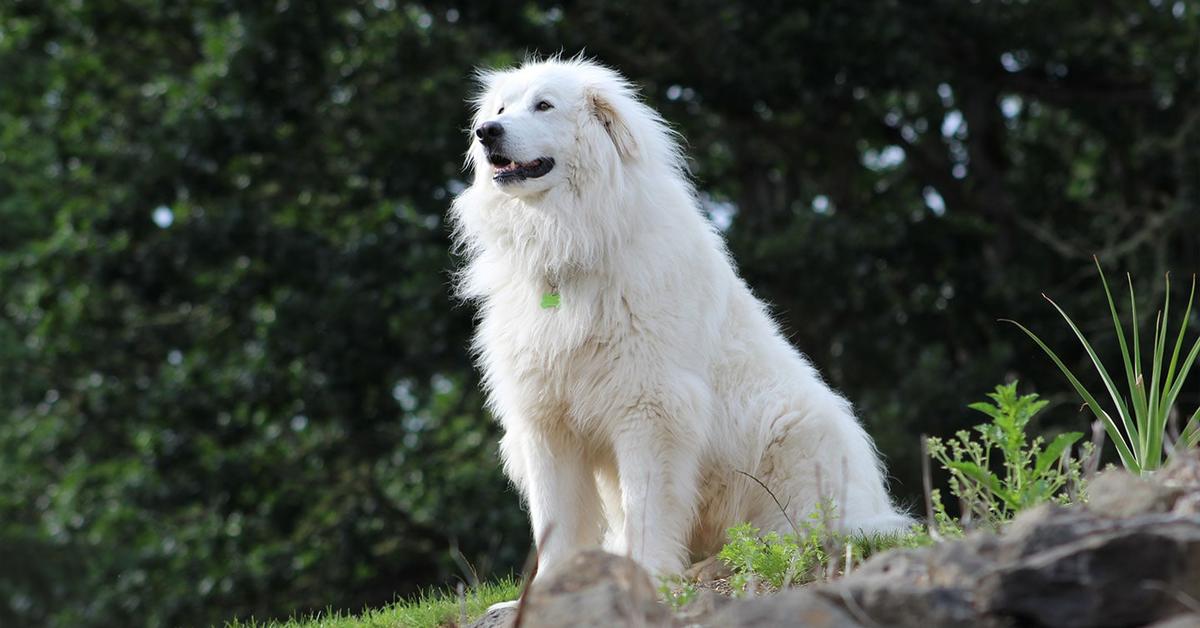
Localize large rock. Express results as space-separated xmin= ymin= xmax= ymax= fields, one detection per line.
xmin=467 ymin=550 xmax=671 ymax=628
xmin=976 ymin=509 xmax=1200 ymax=627
xmin=1147 ymin=614 xmax=1200 ymax=628
xmin=819 ymin=450 xmax=1200 ymax=628
xmin=814 ymin=543 xmax=1001 ymax=628
xmin=704 ymin=588 xmax=863 ymax=627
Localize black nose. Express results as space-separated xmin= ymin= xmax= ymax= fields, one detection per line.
xmin=475 ymin=121 xmax=504 ymax=145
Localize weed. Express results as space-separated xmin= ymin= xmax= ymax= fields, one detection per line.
xmin=927 ymin=382 xmax=1089 ymax=528
xmin=718 ymin=521 xmax=819 ymax=594
xmin=928 ymin=487 xmax=964 ymax=538
xmin=657 ymin=575 xmax=699 ymax=610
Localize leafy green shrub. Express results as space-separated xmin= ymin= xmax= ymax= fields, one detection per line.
xmin=927 ymin=382 xmax=1089 ymax=527
xmin=1007 ymin=259 xmax=1200 ymax=473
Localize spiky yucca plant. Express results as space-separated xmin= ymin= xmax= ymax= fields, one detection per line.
xmin=1007 ymin=257 xmax=1200 ymax=474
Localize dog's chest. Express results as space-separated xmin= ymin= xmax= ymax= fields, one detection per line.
xmin=479 ymin=285 xmax=628 ymax=427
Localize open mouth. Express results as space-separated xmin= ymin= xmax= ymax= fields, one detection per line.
xmin=488 ymin=153 xmax=555 ymax=183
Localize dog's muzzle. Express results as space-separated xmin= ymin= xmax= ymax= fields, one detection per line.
xmin=487 ymin=153 xmax=555 ymax=183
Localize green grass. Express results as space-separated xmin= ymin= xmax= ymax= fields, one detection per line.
xmin=716 ymin=505 xmax=933 ymax=595
xmin=224 ymin=577 xmax=521 ymax=628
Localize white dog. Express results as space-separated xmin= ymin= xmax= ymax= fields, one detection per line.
xmin=450 ymin=57 xmax=910 ymax=583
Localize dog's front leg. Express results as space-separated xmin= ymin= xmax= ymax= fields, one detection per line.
xmin=609 ymin=411 xmax=701 ymax=578
xmin=520 ymin=428 xmax=603 ymax=580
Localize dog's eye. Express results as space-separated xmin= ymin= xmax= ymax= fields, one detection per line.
xmin=497 ymin=106 xmax=505 ymax=114
xmin=535 ymin=100 xmax=553 ymax=112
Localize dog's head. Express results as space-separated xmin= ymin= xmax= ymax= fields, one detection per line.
xmin=465 ymin=58 xmax=643 ymax=197
xmin=452 ymin=58 xmax=687 ymax=285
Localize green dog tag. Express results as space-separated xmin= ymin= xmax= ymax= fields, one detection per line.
xmin=540 ymin=292 xmax=561 ymax=309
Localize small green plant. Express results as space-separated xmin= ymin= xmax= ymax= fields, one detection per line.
xmin=928 ymin=488 xmax=964 ymax=538
xmin=718 ymin=521 xmax=822 ymax=594
xmin=927 ymin=382 xmax=1089 ymax=527
xmin=1007 ymin=258 xmax=1200 ymax=473
xmin=717 ymin=502 xmax=931 ymax=595
xmin=657 ymin=575 xmax=699 ymax=610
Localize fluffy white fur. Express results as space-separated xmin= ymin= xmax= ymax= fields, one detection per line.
xmin=450 ymin=58 xmax=910 ymax=582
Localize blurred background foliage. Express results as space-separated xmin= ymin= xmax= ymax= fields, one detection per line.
xmin=1 ymin=0 xmax=1198 ymax=626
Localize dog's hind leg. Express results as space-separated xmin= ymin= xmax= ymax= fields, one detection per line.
xmin=754 ymin=394 xmax=912 ymax=537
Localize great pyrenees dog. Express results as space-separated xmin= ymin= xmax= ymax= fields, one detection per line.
xmin=450 ymin=57 xmax=909 ymax=584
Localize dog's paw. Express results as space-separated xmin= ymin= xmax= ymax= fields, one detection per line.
xmin=486 ymin=599 xmax=519 ymax=612
xmin=685 ymin=554 xmax=732 ymax=583
xmin=470 ymin=599 xmax=518 ymax=627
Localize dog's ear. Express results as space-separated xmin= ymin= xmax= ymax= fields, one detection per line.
xmin=588 ymin=89 xmax=638 ymax=161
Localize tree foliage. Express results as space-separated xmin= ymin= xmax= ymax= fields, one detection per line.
xmin=1 ymin=1 xmax=1197 ymax=626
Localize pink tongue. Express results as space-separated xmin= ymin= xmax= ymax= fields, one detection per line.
xmin=498 ymin=159 xmax=538 ymax=172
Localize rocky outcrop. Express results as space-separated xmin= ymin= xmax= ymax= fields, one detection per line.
xmin=469 ymin=450 xmax=1200 ymax=627
xmin=819 ymin=452 xmax=1200 ymax=628
xmin=824 ymin=507 xmax=1200 ymax=627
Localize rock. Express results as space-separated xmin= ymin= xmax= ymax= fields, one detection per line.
xmin=685 ymin=553 xmax=733 ymax=583
xmin=673 ymin=588 xmax=731 ymax=626
xmin=818 ymin=547 xmax=995 ymax=628
xmin=1160 ymin=448 xmax=1200 ymax=493
xmin=1147 ymin=613 xmax=1200 ymax=628
xmin=976 ymin=509 xmax=1200 ymax=628
xmin=1161 ymin=448 xmax=1200 ymax=517
xmin=1086 ymin=470 xmax=1176 ymax=517
xmin=704 ymin=589 xmax=863 ymax=628
xmin=816 ymin=453 xmax=1200 ymax=628
xmin=488 ymin=550 xmax=672 ymax=628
